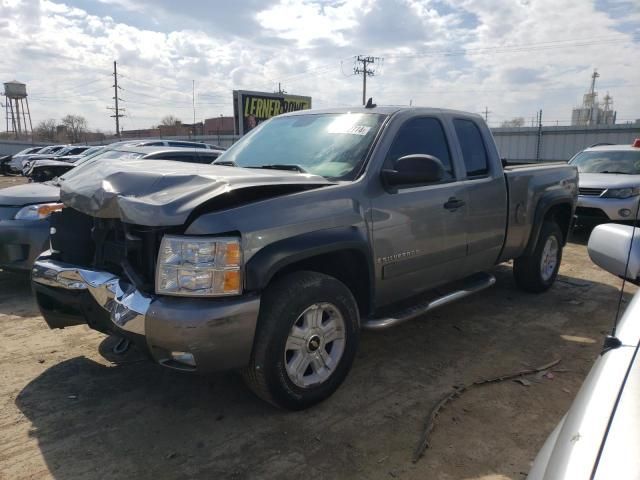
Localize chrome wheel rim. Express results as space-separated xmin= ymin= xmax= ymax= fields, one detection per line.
xmin=284 ymin=302 xmax=346 ymax=388
xmin=540 ymin=236 xmax=559 ymax=281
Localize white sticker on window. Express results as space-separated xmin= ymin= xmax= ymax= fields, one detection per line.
xmin=328 ymin=125 xmax=372 ymax=136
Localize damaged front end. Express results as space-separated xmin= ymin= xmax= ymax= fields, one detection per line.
xmin=31 ymin=160 xmax=331 ymax=372
xmin=32 ymin=206 xmax=261 ymax=373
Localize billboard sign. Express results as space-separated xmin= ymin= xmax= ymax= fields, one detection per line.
xmin=233 ymin=90 xmax=312 ymax=136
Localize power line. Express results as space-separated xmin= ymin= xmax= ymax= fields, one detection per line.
xmin=383 ymin=35 xmax=635 ymax=60
xmin=30 ymin=75 xmax=112 ymax=97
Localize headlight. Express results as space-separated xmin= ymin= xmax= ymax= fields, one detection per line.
xmin=156 ymin=235 xmax=242 ymax=297
xmin=14 ymin=203 xmax=63 ymax=220
xmin=603 ymin=187 xmax=640 ymax=199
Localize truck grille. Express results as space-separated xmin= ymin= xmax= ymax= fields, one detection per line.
xmin=49 ymin=208 xmax=177 ymax=292
xmin=578 ymin=187 xmax=605 ymax=197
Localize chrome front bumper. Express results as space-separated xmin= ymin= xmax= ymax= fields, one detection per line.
xmin=32 ymin=256 xmax=149 ymax=335
xmin=32 ymin=254 xmax=261 ymax=373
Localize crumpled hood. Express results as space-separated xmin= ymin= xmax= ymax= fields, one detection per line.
xmin=579 ymin=172 xmax=640 ymax=189
xmin=0 ymin=182 xmax=60 ymax=206
xmin=59 ymin=159 xmax=333 ymax=226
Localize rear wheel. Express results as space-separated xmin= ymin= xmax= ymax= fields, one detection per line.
xmin=243 ymin=271 xmax=360 ymax=410
xmin=514 ymin=221 xmax=563 ymax=293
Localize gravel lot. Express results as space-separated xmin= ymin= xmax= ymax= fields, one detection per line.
xmin=0 ymin=174 xmax=634 ymax=480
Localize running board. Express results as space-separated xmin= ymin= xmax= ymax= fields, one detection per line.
xmin=362 ymin=272 xmax=496 ymax=331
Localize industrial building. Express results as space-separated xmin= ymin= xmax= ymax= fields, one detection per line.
xmin=571 ymin=70 xmax=617 ymax=126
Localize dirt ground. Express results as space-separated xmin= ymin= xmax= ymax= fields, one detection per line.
xmin=0 ymin=174 xmax=635 ymax=480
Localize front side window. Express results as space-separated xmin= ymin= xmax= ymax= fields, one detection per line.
xmin=570 ymin=150 xmax=640 ymax=174
xmin=385 ymin=117 xmax=455 ymax=180
xmin=454 ymin=119 xmax=489 ymax=177
xmin=216 ymin=113 xmax=386 ymax=180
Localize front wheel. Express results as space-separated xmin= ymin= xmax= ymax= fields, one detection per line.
xmin=513 ymin=221 xmax=563 ymax=293
xmin=242 ymin=271 xmax=360 ymax=410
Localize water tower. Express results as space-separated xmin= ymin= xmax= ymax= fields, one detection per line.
xmin=3 ymin=80 xmax=33 ymax=139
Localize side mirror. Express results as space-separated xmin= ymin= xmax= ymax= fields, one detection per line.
xmin=588 ymin=223 xmax=640 ymax=282
xmin=381 ymin=154 xmax=445 ymax=188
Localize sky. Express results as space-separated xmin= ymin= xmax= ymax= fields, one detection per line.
xmin=0 ymin=0 xmax=639 ymax=133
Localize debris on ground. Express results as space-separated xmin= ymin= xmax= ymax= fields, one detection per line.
xmin=413 ymin=358 xmax=562 ymax=463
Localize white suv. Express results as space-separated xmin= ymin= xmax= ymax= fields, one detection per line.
xmin=571 ymin=139 xmax=640 ymax=225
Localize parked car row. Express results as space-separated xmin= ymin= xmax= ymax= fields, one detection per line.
xmin=2 ymin=139 xmax=226 ymax=181
xmin=0 ymin=144 xmax=224 ymax=271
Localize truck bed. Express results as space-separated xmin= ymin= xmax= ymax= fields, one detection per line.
xmin=499 ymin=162 xmax=578 ymax=262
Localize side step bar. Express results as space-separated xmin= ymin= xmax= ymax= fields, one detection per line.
xmin=362 ymin=272 xmax=496 ymax=331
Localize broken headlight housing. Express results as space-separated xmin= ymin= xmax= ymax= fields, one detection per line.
xmin=155 ymin=236 xmax=242 ymax=297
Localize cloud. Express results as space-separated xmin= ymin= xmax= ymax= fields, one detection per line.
xmin=0 ymin=0 xmax=638 ymax=133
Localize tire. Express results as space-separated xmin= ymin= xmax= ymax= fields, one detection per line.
xmin=513 ymin=221 xmax=563 ymax=293
xmin=242 ymin=271 xmax=360 ymax=410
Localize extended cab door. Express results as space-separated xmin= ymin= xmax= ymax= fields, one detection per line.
xmin=371 ymin=116 xmax=468 ymax=307
xmin=450 ymin=118 xmax=507 ymax=271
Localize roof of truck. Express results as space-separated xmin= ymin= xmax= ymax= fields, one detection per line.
xmin=584 ymin=144 xmax=640 ymax=152
xmin=281 ymin=105 xmax=485 ymax=120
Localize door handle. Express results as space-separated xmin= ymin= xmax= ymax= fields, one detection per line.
xmin=444 ymin=197 xmax=466 ymax=210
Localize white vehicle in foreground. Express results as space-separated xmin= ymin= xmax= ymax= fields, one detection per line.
xmin=529 ymin=223 xmax=640 ymax=479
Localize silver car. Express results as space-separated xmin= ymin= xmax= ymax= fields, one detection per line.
xmin=572 ymin=140 xmax=640 ymax=224
xmin=529 ymin=222 xmax=640 ymax=479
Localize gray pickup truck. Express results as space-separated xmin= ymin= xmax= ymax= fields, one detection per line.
xmin=32 ymin=106 xmax=578 ymax=409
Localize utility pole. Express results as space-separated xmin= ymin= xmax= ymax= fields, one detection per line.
xmin=277 ymin=82 xmax=287 ymax=95
xmin=535 ymin=109 xmax=543 ymax=162
xmin=483 ymin=106 xmax=490 ymax=123
xmin=192 ymin=80 xmax=196 ymax=125
xmin=354 ymin=55 xmax=380 ymax=105
xmin=107 ymin=61 xmax=125 ymax=138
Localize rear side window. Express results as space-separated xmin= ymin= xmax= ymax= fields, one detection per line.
xmin=385 ymin=117 xmax=454 ymax=180
xmin=454 ymin=119 xmax=489 ymax=177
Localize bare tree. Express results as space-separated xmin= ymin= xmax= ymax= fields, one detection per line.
xmin=160 ymin=115 xmax=181 ymax=127
xmin=35 ymin=119 xmax=58 ymax=142
xmin=61 ymin=114 xmax=88 ymax=143
xmin=500 ymin=117 xmax=526 ymax=128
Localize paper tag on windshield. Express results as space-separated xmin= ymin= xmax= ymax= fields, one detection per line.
xmin=328 ymin=125 xmax=372 ymax=136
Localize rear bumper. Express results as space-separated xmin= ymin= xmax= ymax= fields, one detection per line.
xmin=31 ymin=254 xmax=260 ymax=373
xmin=0 ymin=218 xmax=50 ymax=271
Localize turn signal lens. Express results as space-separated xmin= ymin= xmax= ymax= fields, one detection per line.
xmin=223 ymin=270 xmax=241 ymax=294
xmin=37 ymin=203 xmax=64 ymax=216
xmin=224 ymin=242 xmax=241 ymax=266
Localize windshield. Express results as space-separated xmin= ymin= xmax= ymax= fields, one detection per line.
xmin=570 ymin=150 xmax=640 ymax=174
xmin=216 ymin=113 xmax=386 ymax=179
xmin=78 ymin=146 xmax=103 ymax=157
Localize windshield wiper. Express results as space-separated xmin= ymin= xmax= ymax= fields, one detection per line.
xmin=246 ymin=164 xmax=308 ymax=173
xmin=600 ymin=170 xmax=631 ymax=174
